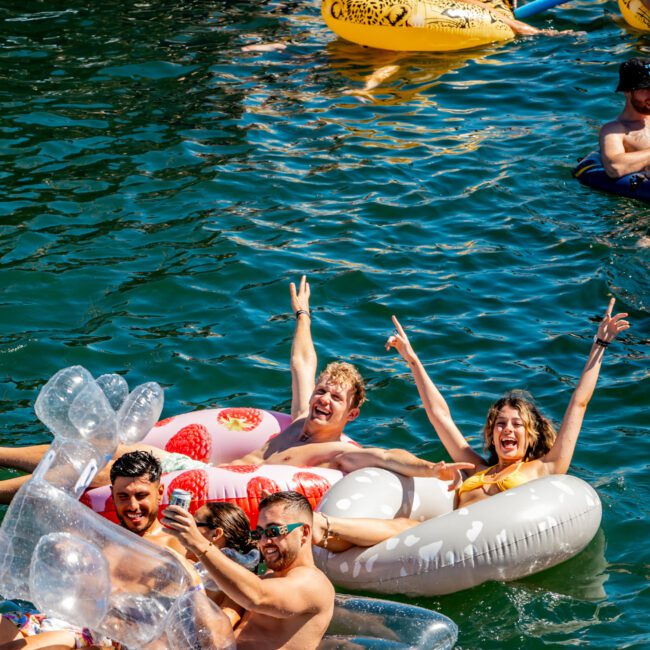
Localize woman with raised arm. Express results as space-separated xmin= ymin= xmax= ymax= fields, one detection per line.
xmin=312 ymin=298 xmax=630 ymax=552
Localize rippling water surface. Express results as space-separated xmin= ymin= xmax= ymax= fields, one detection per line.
xmin=1 ymin=0 xmax=648 ymax=647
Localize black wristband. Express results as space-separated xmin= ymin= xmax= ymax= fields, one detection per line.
xmin=594 ymin=336 xmax=610 ymax=348
xmin=295 ymin=309 xmax=310 ymax=319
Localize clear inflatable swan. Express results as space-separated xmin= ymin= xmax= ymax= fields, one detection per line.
xmin=0 ymin=366 xmax=235 ymax=649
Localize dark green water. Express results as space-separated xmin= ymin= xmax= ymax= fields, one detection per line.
xmin=0 ymin=1 xmax=648 ymax=647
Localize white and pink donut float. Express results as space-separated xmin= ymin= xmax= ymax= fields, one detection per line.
xmin=82 ymin=407 xmax=355 ymax=527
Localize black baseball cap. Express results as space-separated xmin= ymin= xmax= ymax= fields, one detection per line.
xmin=616 ymin=58 xmax=650 ymax=92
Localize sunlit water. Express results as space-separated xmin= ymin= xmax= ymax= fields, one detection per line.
xmin=0 ymin=0 xmax=648 ymax=647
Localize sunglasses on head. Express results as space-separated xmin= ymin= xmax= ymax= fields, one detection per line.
xmin=250 ymin=522 xmax=304 ymax=541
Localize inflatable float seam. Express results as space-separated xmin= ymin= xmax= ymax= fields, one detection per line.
xmin=322 ymin=502 xmax=599 ymax=585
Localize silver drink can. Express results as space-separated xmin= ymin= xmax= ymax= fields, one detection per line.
xmin=169 ymin=488 xmax=192 ymax=510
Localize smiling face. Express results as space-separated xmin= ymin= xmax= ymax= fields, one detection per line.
xmin=491 ymin=405 xmax=529 ymax=464
xmin=305 ymin=376 xmax=360 ymax=435
xmin=111 ymin=475 xmax=163 ymax=536
xmin=483 ymin=394 xmax=557 ymax=466
xmin=255 ymin=503 xmax=307 ymax=573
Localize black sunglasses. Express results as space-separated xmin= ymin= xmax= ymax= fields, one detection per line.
xmin=250 ymin=523 xmax=304 ymax=541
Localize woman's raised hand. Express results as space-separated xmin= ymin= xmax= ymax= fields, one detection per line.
xmin=385 ymin=315 xmax=417 ymax=363
xmin=596 ymin=298 xmax=630 ymax=344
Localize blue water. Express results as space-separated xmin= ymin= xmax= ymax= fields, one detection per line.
xmin=0 ymin=0 xmax=648 ymax=647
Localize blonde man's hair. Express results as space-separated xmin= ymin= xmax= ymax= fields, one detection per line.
xmin=317 ymin=362 xmax=366 ymax=409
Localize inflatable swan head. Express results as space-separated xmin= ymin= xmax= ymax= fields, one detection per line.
xmin=0 ymin=366 xmax=235 ymax=649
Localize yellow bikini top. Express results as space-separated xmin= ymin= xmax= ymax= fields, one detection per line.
xmin=457 ymin=462 xmax=527 ymax=496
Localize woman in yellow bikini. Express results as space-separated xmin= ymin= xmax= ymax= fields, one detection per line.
xmin=312 ymin=298 xmax=630 ymax=552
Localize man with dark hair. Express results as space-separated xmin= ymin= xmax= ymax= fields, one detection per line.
xmin=110 ymin=450 xmax=184 ymax=553
xmin=163 ymin=490 xmax=334 ymax=650
xmin=600 ymin=58 xmax=650 ymax=178
xmin=0 ymin=451 xmax=188 ymax=649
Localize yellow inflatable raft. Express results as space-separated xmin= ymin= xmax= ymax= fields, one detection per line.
xmin=618 ymin=0 xmax=650 ymax=30
xmin=321 ymin=0 xmax=517 ymax=51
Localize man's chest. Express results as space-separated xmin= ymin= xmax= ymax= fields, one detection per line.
xmin=624 ymin=124 xmax=650 ymax=150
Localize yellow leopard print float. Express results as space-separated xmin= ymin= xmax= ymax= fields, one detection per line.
xmin=322 ymin=0 xmax=516 ymax=51
xmin=618 ymin=0 xmax=650 ymax=30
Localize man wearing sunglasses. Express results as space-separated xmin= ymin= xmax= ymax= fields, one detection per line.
xmin=163 ymin=490 xmax=334 ymax=650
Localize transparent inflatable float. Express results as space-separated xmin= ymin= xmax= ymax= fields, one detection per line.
xmin=322 ymin=594 xmax=457 ymax=649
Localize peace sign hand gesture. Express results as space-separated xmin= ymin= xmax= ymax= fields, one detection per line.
xmin=596 ymin=298 xmax=630 ymax=344
xmin=290 ymin=275 xmax=311 ymax=317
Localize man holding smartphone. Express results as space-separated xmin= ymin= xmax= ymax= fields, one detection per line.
xmin=163 ymin=490 xmax=334 ymax=650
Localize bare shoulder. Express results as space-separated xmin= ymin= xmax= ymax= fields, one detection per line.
xmin=521 ymin=458 xmax=549 ymax=479
xmin=286 ymin=565 xmax=334 ymax=607
xmin=600 ymin=118 xmax=627 ymax=137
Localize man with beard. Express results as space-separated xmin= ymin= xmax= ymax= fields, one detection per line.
xmin=600 ymin=58 xmax=650 ymax=178
xmin=163 ymin=490 xmax=334 ymax=650
xmin=108 ymin=449 xmax=185 ymax=554
xmin=0 ymin=451 xmax=188 ymax=649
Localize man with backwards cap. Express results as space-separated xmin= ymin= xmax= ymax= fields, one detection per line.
xmin=600 ymin=58 xmax=650 ymax=178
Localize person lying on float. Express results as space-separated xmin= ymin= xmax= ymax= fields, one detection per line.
xmin=163 ymin=490 xmax=334 ymax=650
xmin=600 ymin=58 xmax=650 ymax=178
xmin=0 ymin=275 xmax=466 ymax=503
xmin=310 ymin=299 xmax=629 ymax=552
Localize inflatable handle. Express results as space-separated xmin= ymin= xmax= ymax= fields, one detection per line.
xmin=514 ymin=0 xmax=571 ymax=19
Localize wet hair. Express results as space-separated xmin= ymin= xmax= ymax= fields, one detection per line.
xmin=316 ymin=361 xmax=366 ymax=408
xmin=199 ymin=502 xmax=254 ymax=554
xmin=482 ymin=391 xmax=557 ymax=465
xmin=110 ymin=450 xmax=162 ymax=485
xmin=259 ymin=490 xmax=313 ymax=523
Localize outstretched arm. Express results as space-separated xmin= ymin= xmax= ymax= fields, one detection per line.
xmin=162 ymin=506 xmax=329 ymax=617
xmin=290 ymin=276 xmax=317 ymax=421
xmin=543 ymin=298 xmax=630 ymax=474
xmin=600 ymin=122 xmax=650 ymax=178
xmin=334 ymin=447 xmax=474 ymax=491
xmin=386 ymin=316 xmax=485 ymax=467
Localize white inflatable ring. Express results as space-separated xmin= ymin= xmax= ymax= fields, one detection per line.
xmin=82 ymin=408 xmax=355 ymax=526
xmin=315 ymin=468 xmax=602 ymax=596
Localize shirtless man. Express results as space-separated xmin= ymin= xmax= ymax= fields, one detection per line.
xmin=224 ymin=275 xmax=365 ymax=468
xmin=0 ymin=451 xmax=187 ymax=649
xmin=108 ymin=449 xmax=185 ymax=554
xmin=163 ymin=490 xmax=334 ymax=650
xmin=0 ymin=277 xmax=468 ymax=501
xmin=600 ymin=58 xmax=650 ymax=178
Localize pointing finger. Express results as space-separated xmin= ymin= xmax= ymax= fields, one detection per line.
xmin=391 ymin=315 xmax=406 ymax=338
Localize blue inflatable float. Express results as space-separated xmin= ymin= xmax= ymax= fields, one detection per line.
xmin=573 ymin=151 xmax=650 ymax=203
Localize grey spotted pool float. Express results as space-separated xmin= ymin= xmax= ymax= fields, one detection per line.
xmin=314 ymin=468 xmax=601 ymax=596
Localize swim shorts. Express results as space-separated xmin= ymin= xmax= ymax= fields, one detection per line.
xmin=160 ymin=451 xmax=211 ymax=474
